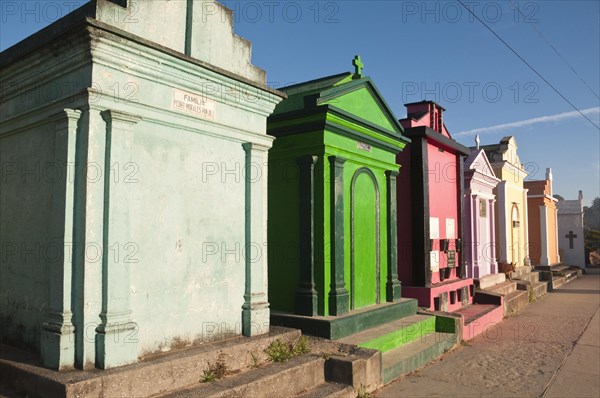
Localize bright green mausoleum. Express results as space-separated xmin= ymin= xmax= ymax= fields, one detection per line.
xmin=267 ymin=61 xmax=411 ymax=320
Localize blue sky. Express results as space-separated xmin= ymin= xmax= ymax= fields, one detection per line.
xmin=1 ymin=0 xmax=599 ymax=205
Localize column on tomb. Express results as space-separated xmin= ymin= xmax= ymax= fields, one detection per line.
xmin=385 ymin=169 xmax=402 ymax=301
xmin=471 ymin=194 xmax=479 ymax=277
xmin=539 ymin=205 xmax=550 ymax=266
xmin=95 ymin=110 xmax=141 ymax=369
xmin=328 ymin=156 xmax=350 ymax=315
xmin=41 ymin=109 xmax=80 ymax=370
xmin=496 ymin=181 xmax=508 ymax=263
xmin=295 ymin=155 xmax=319 ymax=315
xmin=241 ymin=142 xmax=271 ymax=336
xmin=554 ymin=207 xmax=561 ymax=263
xmin=523 ymin=188 xmax=531 ymax=265
xmin=489 ymin=198 xmax=497 ymax=273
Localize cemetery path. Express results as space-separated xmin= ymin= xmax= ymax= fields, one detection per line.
xmin=376 ymin=268 xmax=600 ymax=398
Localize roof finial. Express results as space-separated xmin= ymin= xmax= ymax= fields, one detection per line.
xmin=475 ymin=134 xmax=480 ymax=149
xmin=352 ymin=55 xmax=364 ymax=78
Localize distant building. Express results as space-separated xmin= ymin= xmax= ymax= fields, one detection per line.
xmin=557 ymin=191 xmax=586 ymax=268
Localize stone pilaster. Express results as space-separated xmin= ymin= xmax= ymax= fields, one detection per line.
xmin=540 ymin=205 xmax=550 ymax=266
xmin=328 ymin=156 xmax=349 ymax=315
xmin=554 ymin=207 xmax=561 ymax=263
xmin=41 ymin=109 xmax=81 ymax=370
xmin=295 ymin=155 xmax=319 ymax=316
xmin=241 ymin=143 xmax=270 ymax=335
xmin=489 ymin=199 xmax=498 ymax=273
xmin=95 ymin=110 xmax=141 ymax=369
xmin=471 ymin=194 xmax=479 ymax=277
xmin=496 ymin=181 xmax=508 ymax=263
xmin=523 ymin=188 xmax=531 ymax=266
xmin=385 ymin=170 xmax=401 ymax=301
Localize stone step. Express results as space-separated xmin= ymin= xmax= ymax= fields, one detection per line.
xmin=455 ymin=304 xmax=504 ymax=340
xmin=503 ymin=289 xmax=529 ymax=316
xmin=475 ymin=273 xmax=506 ymax=290
xmin=562 ymin=269 xmax=581 ymax=280
xmin=515 ymin=280 xmax=548 ymax=299
xmin=569 ymin=269 xmax=581 ymax=279
xmin=455 ymin=304 xmax=499 ymax=325
xmin=161 ymin=354 xmax=325 ymax=398
xmin=550 ymin=265 xmax=570 ymax=274
xmin=513 ymin=271 xmax=540 ymax=284
xmin=295 ymin=382 xmax=354 ymax=398
xmin=338 ymin=314 xmax=435 ymax=353
xmin=0 ymin=327 xmax=302 ymax=398
xmin=550 ymin=275 xmax=568 ymax=291
xmin=484 ymin=280 xmax=517 ymax=296
xmin=512 ymin=266 xmax=532 ymax=278
xmin=381 ymin=332 xmax=456 ymax=384
xmin=272 ymin=298 xmax=419 ymax=340
xmin=530 ymin=281 xmax=548 ymax=299
xmin=538 ymin=268 xmax=578 ymax=291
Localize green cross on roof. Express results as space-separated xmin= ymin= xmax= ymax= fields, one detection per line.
xmin=352 ymin=55 xmax=364 ymax=77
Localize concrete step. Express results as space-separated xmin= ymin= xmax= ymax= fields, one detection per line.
xmin=338 ymin=314 xmax=435 ymax=353
xmin=161 ymin=354 xmax=325 ymax=398
xmin=455 ymin=304 xmax=504 ymax=340
xmin=562 ymin=268 xmax=581 ymax=281
xmin=272 ymin=298 xmax=419 ymax=339
xmin=475 ymin=273 xmax=506 ymax=290
xmin=512 ymin=265 xmax=532 ymax=278
xmin=295 ymin=382 xmax=354 ymax=398
xmin=515 ymin=280 xmax=548 ymax=300
xmin=0 ymin=327 xmax=302 ymax=398
xmin=514 ymin=271 xmax=540 ymax=284
xmin=547 ymin=268 xmax=580 ymax=291
xmin=381 ymin=332 xmax=456 ymax=384
xmin=530 ymin=281 xmax=548 ymax=299
xmin=550 ymin=275 xmax=568 ymax=290
xmin=503 ymin=289 xmax=529 ymax=316
xmin=484 ymin=280 xmax=517 ymax=296
xmin=550 ymin=265 xmax=571 ymax=274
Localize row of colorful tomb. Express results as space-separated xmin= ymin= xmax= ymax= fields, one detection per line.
xmin=0 ymin=0 xmax=584 ymax=377
xmin=267 ymin=69 xmax=584 ymax=323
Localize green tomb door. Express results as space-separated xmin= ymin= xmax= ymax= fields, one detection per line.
xmin=351 ymin=169 xmax=380 ymax=309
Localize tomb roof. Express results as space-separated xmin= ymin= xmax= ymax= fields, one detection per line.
xmin=0 ymin=0 xmax=284 ymax=98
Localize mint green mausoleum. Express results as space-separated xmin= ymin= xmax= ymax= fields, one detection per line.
xmin=0 ymin=0 xmax=283 ymax=370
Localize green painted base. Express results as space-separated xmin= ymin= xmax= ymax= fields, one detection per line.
xmin=434 ymin=314 xmax=458 ymax=334
xmin=271 ymin=298 xmax=418 ymax=340
xmin=242 ymin=303 xmax=270 ymax=336
xmin=40 ymin=328 xmax=75 ymax=370
xmin=295 ymin=289 xmax=319 ymax=316
xmin=95 ymin=322 xmax=138 ymax=369
xmin=386 ymin=282 xmax=401 ymax=302
xmin=358 ymin=316 xmax=435 ymax=352
xmin=328 ymin=289 xmax=350 ymax=316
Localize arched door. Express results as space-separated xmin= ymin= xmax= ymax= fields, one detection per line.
xmin=511 ymin=204 xmax=520 ymax=265
xmin=350 ymin=168 xmax=380 ymax=310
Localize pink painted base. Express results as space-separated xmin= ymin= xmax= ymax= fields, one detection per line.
xmin=460 ymin=304 xmax=504 ymax=341
xmin=402 ymin=278 xmax=475 ymax=312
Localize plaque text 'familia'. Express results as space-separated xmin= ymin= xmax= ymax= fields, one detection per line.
xmin=171 ymin=89 xmax=216 ymax=120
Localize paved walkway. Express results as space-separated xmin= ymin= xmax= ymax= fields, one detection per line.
xmin=376 ymin=268 xmax=600 ymax=398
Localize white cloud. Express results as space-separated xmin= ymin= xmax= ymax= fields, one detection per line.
xmin=455 ymin=107 xmax=600 ymax=137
